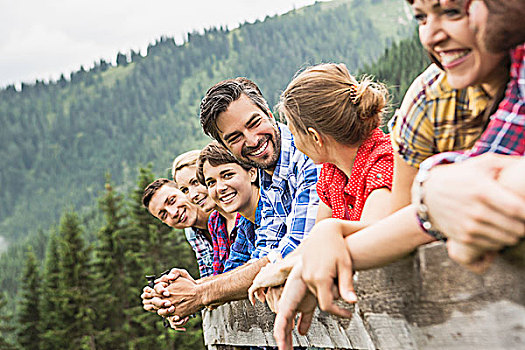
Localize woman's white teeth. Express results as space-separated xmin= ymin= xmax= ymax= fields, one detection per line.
xmin=221 ymin=193 xmax=236 ymax=202
xmin=440 ymin=50 xmax=470 ymax=65
xmin=179 ymin=211 xmax=186 ymax=223
xmin=250 ymin=140 xmax=268 ymax=156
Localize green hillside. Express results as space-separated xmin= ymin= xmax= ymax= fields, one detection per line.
xmin=0 ymin=1 xmax=436 ymax=348
xmin=0 ymin=0 xmax=413 ymax=247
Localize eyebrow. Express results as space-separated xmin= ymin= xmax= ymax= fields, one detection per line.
xmin=220 ymin=168 xmax=234 ymax=176
xmin=223 ymin=112 xmax=260 ymax=142
xmin=163 ymin=194 xmax=173 ymax=206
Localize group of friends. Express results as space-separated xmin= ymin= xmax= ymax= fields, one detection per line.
xmin=140 ymin=0 xmax=525 ymax=348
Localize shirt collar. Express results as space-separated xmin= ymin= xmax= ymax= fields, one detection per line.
xmin=513 ymin=43 xmax=525 ymax=98
xmin=343 ymin=128 xmax=378 ymax=197
xmin=260 ymin=123 xmax=295 ymax=189
xmin=466 ymin=84 xmax=491 ymax=117
xmin=429 ymin=67 xmax=490 ymax=117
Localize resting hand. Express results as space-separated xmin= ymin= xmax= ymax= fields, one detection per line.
xmin=301 ymin=219 xmax=357 ymax=317
xmin=141 ymin=268 xmax=195 ymax=313
xmin=265 ymin=285 xmax=284 ymax=313
xmin=154 ymin=274 xmax=203 ymax=318
xmin=166 ymin=315 xmax=190 ymax=331
xmin=446 ymin=239 xmax=497 ymax=274
xmin=273 ymin=262 xmax=318 ymax=350
xmin=423 ymin=154 xmax=525 ymax=251
xmin=248 ymin=254 xmax=300 ymax=305
xmin=142 ymin=285 xmax=170 ymax=313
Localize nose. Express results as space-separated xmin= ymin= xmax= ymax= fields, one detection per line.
xmin=217 ymin=179 xmax=228 ymax=193
xmin=419 ymin=15 xmax=448 ymax=50
xmin=244 ymin=129 xmax=260 ymax=148
xmin=166 ymin=205 xmax=179 ymax=219
xmin=188 ymin=186 xmax=200 ymax=203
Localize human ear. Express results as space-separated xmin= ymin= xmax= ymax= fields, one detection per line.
xmin=248 ymin=167 xmax=258 ymax=183
xmin=307 ymin=127 xmax=323 ymax=147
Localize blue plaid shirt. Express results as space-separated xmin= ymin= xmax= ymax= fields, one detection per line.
xmin=251 ymin=123 xmax=320 ymax=260
xmin=224 ymin=215 xmax=257 ymax=272
xmin=184 ymin=227 xmax=214 ymax=278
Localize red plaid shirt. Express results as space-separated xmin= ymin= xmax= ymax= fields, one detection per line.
xmin=420 ymin=43 xmax=525 ymax=168
xmin=208 ymin=211 xmax=241 ymax=275
xmin=316 ymin=128 xmax=394 ymax=221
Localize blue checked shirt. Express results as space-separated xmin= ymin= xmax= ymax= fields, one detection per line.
xmin=251 ymin=123 xmax=320 ymax=260
xmin=223 ymin=215 xmax=257 ymax=272
xmin=184 ymin=227 xmax=214 ymax=278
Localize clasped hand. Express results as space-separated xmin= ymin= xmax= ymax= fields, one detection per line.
xmin=141 ymin=268 xmax=202 ymax=325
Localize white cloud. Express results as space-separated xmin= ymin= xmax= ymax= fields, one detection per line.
xmin=0 ymin=0 xmax=326 ymax=87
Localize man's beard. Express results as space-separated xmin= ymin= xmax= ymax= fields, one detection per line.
xmin=239 ymin=126 xmax=281 ymax=170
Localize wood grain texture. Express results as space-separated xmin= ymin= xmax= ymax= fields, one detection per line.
xmin=203 ymin=242 xmax=525 ymax=350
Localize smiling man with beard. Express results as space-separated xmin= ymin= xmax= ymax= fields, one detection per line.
xmin=141 ymin=77 xmax=319 ymax=322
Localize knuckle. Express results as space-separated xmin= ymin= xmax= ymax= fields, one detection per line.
xmin=460 ymin=222 xmax=478 ymax=239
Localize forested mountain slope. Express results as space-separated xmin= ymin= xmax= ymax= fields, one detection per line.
xmin=0 ymin=0 xmax=412 ymax=245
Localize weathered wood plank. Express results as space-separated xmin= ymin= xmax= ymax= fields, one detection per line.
xmin=203 ymin=242 xmax=525 ymax=349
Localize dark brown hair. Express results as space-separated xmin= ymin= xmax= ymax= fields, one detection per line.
xmin=278 ymin=63 xmax=388 ymax=146
xmin=141 ymin=178 xmax=177 ymax=209
xmin=482 ymin=0 xmax=525 ymax=52
xmin=196 ymin=141 xmax=256 ymax=186
xmin=200 ymin=77 xmax=270 ymax=144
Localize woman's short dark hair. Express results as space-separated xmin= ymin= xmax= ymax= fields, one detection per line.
xmin=196 ymin=141 xmax=257 ymax=187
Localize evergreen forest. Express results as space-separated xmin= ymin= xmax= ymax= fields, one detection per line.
xmin=0 ymin=0 xmax=431 ymax=348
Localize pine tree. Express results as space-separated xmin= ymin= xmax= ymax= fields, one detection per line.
xmin=0 ymin=293 xmax=17 ymax=350
xmin=123 ymin=166 xmax=172 ymax=349
xmin=40 ymin=230 xmax=61 ymax=350
xmin=91 ymin=176 xmax=128 ymax=349
xmin=17 ymin=248 xmax=41 ymax=350
xmin=56 ymin=211 xmax=95 ymax=350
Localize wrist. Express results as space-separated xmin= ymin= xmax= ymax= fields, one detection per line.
xmin=195 ymin=282 xmax=210 ymax=307
xmin=412 ymin=166 xmax=446 ymax=241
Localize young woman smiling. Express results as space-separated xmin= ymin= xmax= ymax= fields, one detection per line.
xmin=389 ymin=0 xmax=509 ymax=210
xmin=172 ymin=150 xmax=238 ymax=275
xmin=197 ymin=142 xmax=260 ymax=274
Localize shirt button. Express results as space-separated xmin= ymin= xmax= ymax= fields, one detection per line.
xmin=376 ymin=173 xmax=383 ymax=179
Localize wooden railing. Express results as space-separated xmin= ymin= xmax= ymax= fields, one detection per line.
xmin=202 ymin=241 xmax=525 ymax=350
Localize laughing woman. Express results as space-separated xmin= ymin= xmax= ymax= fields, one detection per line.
xmin=389 ymin=0 xmax=509 ymax=210
xmin=172 ymin=150 xmax=238 ymax=275
xmin=197 ymin=141 xmax=260 ymax=273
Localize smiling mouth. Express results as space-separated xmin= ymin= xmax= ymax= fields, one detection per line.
xmin=439 ymin=49 xmax=472 ymax=68
xmin=177 ymin=208 xmax=186 ymax=224
xmin=219 ymin=192 xmax=237 ymax=204
xmin=196 ymin=197 xmax=206 ymax=207
xmin=248 ymin=139 xmax=269 ymax=158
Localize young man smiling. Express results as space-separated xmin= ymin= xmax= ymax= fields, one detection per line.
xmin=142 ymin=178 xmax=214 ymax=278
xmin=141 ymin=77 xmax=319 ymax=320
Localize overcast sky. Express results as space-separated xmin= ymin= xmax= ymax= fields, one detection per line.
xmin=0 ymin=0 xmax=327 ymax=88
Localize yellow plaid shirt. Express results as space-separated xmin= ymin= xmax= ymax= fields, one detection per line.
xmin=389 ymin=64 xmax=491 ymax=168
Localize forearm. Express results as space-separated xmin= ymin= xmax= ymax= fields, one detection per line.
xmin=390 ymin=154 xmax=418 ymax=213
xmin=346 ymin=206 xmax=434 ymax=270
xmin=199 ymin=256 xmax=270 ymax=305
xmin=318 ymin=218 xmax=367 ymax=238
